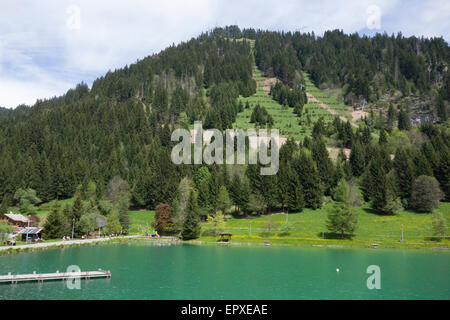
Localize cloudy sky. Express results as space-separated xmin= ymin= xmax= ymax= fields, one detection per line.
xmin=1 ymin=0 xmax=449 ymax=108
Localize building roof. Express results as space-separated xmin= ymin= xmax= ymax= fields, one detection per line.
xmin=17 ymin=227 xmax=42 ymax=235
xmin=3 ymin=212 xmax=29 ymax=223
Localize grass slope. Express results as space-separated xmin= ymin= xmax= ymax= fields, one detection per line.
xmin=198 ymin=201 xmax=450 ymax=249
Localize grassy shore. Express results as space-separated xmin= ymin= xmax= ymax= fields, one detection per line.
xmin=197 ymin=201 xmax=450 ymax=250
xmin=4 ymin=197 xmax=449 ymax=252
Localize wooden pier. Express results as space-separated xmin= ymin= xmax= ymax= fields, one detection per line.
xmin=0 ymin=269 xmax=111 ymax=284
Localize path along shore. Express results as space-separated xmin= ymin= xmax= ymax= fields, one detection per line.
xmin=0 ymin=235 xmax=140 ymax=252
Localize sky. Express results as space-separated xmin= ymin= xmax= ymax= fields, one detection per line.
xmin=0 ymin=0 xmax=449 ymax=108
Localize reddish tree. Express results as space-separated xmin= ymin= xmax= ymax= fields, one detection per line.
xmin=154 ymin=204 xmax=172 ymax=234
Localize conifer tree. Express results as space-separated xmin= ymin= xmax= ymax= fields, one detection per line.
xmin=71 ymin=193 xmax=84 ymax=222
xmin=118 ymin=197 xmax=130 ymax=234
xmin=393 ymin=148 xmax=414 ymax=204
xmin=350 ymin=142 xmax=365 ymax=177
xmin=104 ymin=209 xmax=122 ymax=235
xmin=397 ymin=108 xmax=411 ymax=130
xmin=43 ymin=206 xmax=69 ymax=239
xmin=387 ymin=104 xmax=396 ymax=130
xmin=216 ymin=186 xmax=231 ymax=214
xmin=326 ymin=203 xmax=358 ymax=238
xmin=311 ymin=136 xmax=335 ymax=194
xmin=334 ymin=179 xmax=350 ymax=204
xmin=291 ymin=150 xmax=322 ymax=209
xmin=363 ymin=157 xmax=401 ymax=214
xmin=285 ymin=164 xmax=305 ymax=211
xmin=436 ymin=148 xmax=450 ymax=201
xmin=181 ymin=191 xmax=201 ymax=240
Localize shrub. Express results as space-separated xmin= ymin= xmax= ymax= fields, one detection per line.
xmin=154 ymin=204 xmax=173 ymax=234
xmin=410 ymin=176 xmax=443 ymax=212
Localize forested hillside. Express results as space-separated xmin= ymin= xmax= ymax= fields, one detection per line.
xmin=0 ymin=26 xmax=448 ymax=240
xmin=254 ymin=30 xmax=449 ymax=113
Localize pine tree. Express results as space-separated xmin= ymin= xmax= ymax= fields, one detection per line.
xmin=363 ymin=157 xmax=402 ymax=215
xmin=216 ymin=186 xmax=231 ymax=213
xmin=393 ymin=148 xmax=414 ymax=204
xmin=413 ymin=151 xmax=434 ymax=177
xmin=229 ymin=174 xmax=242 ymax=211
xmin=436 ymin=148 xmax=450 ymax=201
xmin=104 ymin=209 xmax=122 ymax=235
xmin=311 ymin=136 xmax=335 ymax=194
xmin=326 ymin=203 xmax=358 ymax=238
xmin=397 ymin=108 xmax=411 ymax=130
xmin=350 ymin=142 xmax=365 ymax=177
xmin=43 ymin=206 xmax=69 ymax=239
xmin=387 ymin=104 xmax=396 ymax=131
xmin=118 ymin=197 xmax=130 ymax=234
xmin=285 ymin=164 xmax=305 ymax=211
xmin=291 ymin=150 xmax=322 ymax=209
xmin=238 ymin=177 xmax=251 ymax=214
xmin=334 ymin=179 xmax=349 ymax=204
xmin=194 ymin=167 xmax=212 ymax=210
xmin=71 ymin=194 xmax=84 ymax=222
xmin=181 ymin=191 xmax=201 ymax=240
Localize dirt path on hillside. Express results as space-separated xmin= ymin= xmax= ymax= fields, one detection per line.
xmin=259 ymin=77 xmax=277 ymax=94
xmin=306 ymin=92 xmax=359 ymax=128
xmin=351 ymin=110 xmax=369 ymax=124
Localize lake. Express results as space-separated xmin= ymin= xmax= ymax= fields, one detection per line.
xmin=0 ymin=243 xmax=448 ymax=299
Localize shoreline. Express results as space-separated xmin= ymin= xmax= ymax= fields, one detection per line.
xmin=0 ymin=236 xmax=145 ymax=255
xmin=187 ymin=238 xmax=450 ymax=251
xmin=1 ymin=235 xmax=449 ymax=255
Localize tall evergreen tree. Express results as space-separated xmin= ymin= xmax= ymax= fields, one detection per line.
xmin=397 ymin=108 xmax=411 ymax=131
xmin=393 ymin=148 xmax=414 ymax=205
xmin=291 ymin=150 xmax=322 ymax=209
xmin=181 ymin=191 xmax=201 ymax=240
xmin=350 ymin=142 xmax=365 ymax=177
xmin=311 ymin=136 xmax=335 ymax=194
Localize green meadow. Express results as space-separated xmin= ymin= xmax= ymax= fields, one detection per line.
xmin=5 ymin=195 xmax=448 ymax=249
xmin=198 ymin=201 xmax=450 ymax=249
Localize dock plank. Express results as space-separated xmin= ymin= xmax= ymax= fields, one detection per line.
xmin=0 ymin=270 xmax=111 ymax=283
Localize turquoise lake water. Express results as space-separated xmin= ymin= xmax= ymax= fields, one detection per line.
xmin=0 ymin=244 xmax=448 ymax=300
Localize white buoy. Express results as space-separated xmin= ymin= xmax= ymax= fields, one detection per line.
xmin=336 ymin=268 xmax=340 ymax=272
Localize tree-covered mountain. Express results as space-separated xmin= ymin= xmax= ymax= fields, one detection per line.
xmin=254 ymin=30 xmax=449 ymax=109
xmin=0 ymin=26 xmax=448 ymax=230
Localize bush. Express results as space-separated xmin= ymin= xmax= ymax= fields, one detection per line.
xmin=410 ymin=176 xmax=443 ymax=212
xmin=432 ymin=212 xmax=447 ymax=240
xmin=278 ymin=224 xmax=292 ymax=236
xmin=154 ymin=204 xmax=173 ymax=234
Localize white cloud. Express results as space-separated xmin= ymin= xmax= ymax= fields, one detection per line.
xmin=0 ymin=0 xmax=448 ymax=108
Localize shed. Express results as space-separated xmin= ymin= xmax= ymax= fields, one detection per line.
xmin=18 ymin=227 xmax=43 ymax=241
